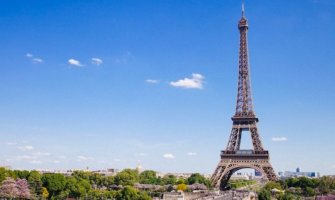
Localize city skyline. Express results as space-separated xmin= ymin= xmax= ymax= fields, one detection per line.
xmin=0 ymin=0 xmax=335 ymax=175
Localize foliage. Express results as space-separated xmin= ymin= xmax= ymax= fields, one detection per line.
xmin=0 ymin=177 xmax=19 ymax=198
xmin=176 ymin=183 xmax=187 ymax=191
xmin=258 ymin=188 xmax=271 ymax=200
xmin=114 ymin=169 xmax=139 ymax=186
xmin=116 ymin=186 xmax=151 ymax=200
xmin=41 ymin=173 xmax=66 ymax=198
xmin=42 ymin=187 xmax=49 ymax=199
xmin=264 ymin=181 xmax=283 ymax=190
xmin=278 ymin=192 xmax=296 ymax=200
xmin=229 ymin=179 xmax=256 ymax=189
xmin=139 ymin=170 xmax=158 ymax=184
xmin=16 ymin=178 xmax=31 ymax=199
xmin=187 ymin=173 xmax=211 ymax=187
xmin=28 ymin=170 xmax=43 ymax=197
xmin=161 ymin=175 xmax=177 ymax=185
xmin=304 ymin=186 xmax=315 ymax=196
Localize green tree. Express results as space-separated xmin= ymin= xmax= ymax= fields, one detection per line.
xmin=278 ymin=192 xmax=295 ymax=200
xmin=28 ymin=170 xmax=43 ymax=198
xmin=305 ymin=187 xmax=315 ymax=197
xmin=114 ymin=169 xmax=139 ymax=186
xmin=258 ymin=188 xmax=271 ymax=200
xmin=41 ymin=173 xmax=66 ymax=198
xmin=187 ymin=173 xmax=211 ymax=187
xmin=162 ymin=175 xmax=177 ymax=185
xmin=116 ymin=186 xmax=139 ymax=200
xmin=139 ymin=170 xmax=158 ymax=184
xmin=264 ymin=181 xmax=282 ymax=191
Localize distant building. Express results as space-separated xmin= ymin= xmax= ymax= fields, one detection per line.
xmin=163 ymin=191 xmax=184 ymax=200
xmin=278 ymin=167 xmax=320 ymax=178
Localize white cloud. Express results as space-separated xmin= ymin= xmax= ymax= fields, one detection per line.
xmin=187 ymin=152 xmax=197 ymax=156
xmin=26 ymin=53 xmax=33 ymax=58
xmin=32 ymin=58 xmax=43 ymax=63
xmin=6 ymin=142 xmax=17 ymax=146
xmin=163 ymin=153 xmax=175 ymax=159
xmin=32 ymin=152 xmax=51 ymax=156
xmin=68 ymin=58 xmax=84 ymax=67
xmin=7 ymin=155 xmax=36 ymax=162
xmin=146 ymin=79 xmax=159 ymax=84
xmin=29 ymin=160 xmax=43 ymax=164
xmin=18 ymin=145 xmax=34 ymax=151
xmin=76 ymin=155 xmax=94 ymax=162
xmin=170 ymin=73 xmax=205 ymax=89
xmin=272 ymin=137 xmax=288 ymax=142
xmin=26 ymin=53 xmax=43 ymax=64
xmin=91 ymin=58 xmax=103 ymax=66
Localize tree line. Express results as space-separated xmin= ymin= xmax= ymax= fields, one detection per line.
xmin=258 ymin=176 xmax=335 ymax=200
xmin=0 ymin=167 xmax=211 ymax=199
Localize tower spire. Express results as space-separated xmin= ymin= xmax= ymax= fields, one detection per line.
xmin=242 ymin=0 xmax=245 ymax=17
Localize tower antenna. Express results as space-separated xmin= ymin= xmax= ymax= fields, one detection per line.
xmin=242 ymin=0 xmax=245 ymax=17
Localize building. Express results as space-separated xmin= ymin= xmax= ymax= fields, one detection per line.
xmin=278 ymin=167 xmax=320 ymax=178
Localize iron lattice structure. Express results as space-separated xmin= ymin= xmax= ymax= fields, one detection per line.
xmin=211 ymin=7 xmax=277 ymax=190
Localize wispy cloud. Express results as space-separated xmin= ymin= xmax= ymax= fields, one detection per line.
xmin=29 ymin=160 xmax=43 ymax=164
xmin=32 ymin=58 xmax=43 ymax=63
xmin=26 ymin=53 xmax=43 ymax=64
xmin=163 ymin=153 xmax=175 ymax=159
xmin=272 ymin=137 xmax=288 ymax=142
xmin=32 ymin=152 xmax=51 ymax=156
xmin=76 ymin=155 xmax=94 ymax=162
xmin=146 ymin=79 xmax=160 ymax=84
xmin=18 ymin=145 xmax=34 ymax=151
xmin=68 ymin=58 xmax=84 ymax=67
xmin=170 ymin=73 xmax=205 ymax=89
xmin=6 ymin=142 xmax=17 ymax=146
xmin=91 ymin=58 xmax=103 ymax=66
xmin=26 ymin=53 xmax=33 ymax=58
xmin=187 ymin=152 xmax=197 ymax=156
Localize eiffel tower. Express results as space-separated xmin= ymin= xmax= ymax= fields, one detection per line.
xmin=211 ymin=3 xmax=277 ymax=190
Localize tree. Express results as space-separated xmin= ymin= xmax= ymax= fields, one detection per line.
xmin=65 ymin=176 xmax=91 ymax=198
xmin=42 ymin=187 xmax=49 ymax=199
xmin=187 ymin=173 xmax=211 ymax=187
xmin=42 ymin=173 xmax=66 ymax=198
xmin=116 ymin=186 xmax=139 ymax=200
xmin=305 ymin=187 xmax=315 ymax=197
xmin=176 ymin=183 xmax=187 ymax=191
xmin=264 ymin=181 xmax=282 ymax=191
xmin=0 ymin=177 xmax=19 ymax=199
xmin=278 ymin=192 xmax=295 ymax=200
xmin=161 ymin=175 xmax=177 ymax=185
xmin=258 ymin=188 xmax=271 ymax=200
xmin=139 ymin=170 xmax=158 ymax=184
xmin=319 ymin=176 xmax=333 ymax=194
xmin=114 ymin=169 xmax=139 ymax=186
xmin=16 ymin=178 xmax=31 ymax=199
xmin=13 ymin=170 xmax=30 ymax=180
xmin=0 ymin=168 xmax=8 ymax=183
xmin=28 ymin=170 xmax=43 ymax=198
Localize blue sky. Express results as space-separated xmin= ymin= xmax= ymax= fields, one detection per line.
xmin=0 ymin=0 xmax=335 ymax=175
